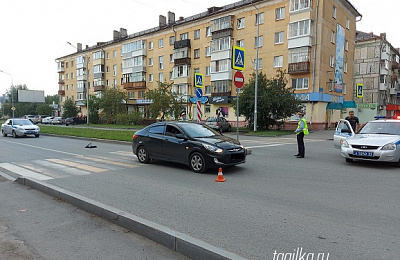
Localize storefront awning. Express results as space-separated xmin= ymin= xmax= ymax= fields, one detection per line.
xmin=343 ymin=101 xmax=356 ymax=108
xmin=326 ymin=102 xmax=343 ymax=110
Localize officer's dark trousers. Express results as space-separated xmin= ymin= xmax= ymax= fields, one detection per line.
xmin=297 ymin=132 xmax=305 ymax=156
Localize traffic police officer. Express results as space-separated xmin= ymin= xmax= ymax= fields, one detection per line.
xmin=294 ymin=111 xmax=309 ymax=158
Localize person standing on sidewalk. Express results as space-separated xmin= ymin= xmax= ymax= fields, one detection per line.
xmin=345 ymin=110 xmax=359 ymax=132
xmin=294 ymin=111 xmax=309 ymax=158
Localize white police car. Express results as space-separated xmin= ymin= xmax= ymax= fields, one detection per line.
xmin=1 ymin=118 xmax=40 ymax=138
xmin=334 ymin=119 xmax=400 ymax=166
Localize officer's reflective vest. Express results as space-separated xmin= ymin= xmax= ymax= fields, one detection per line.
xmin=297 ymin=118 xmax=309 ymax=135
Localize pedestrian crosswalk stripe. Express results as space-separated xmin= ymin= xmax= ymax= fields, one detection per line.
xmin=0 ymin=163 xmax=53 ymax=181
xmin=33 ymin=160 xmax=90 ymax=176
xmin=79 ymin=156 xmax=140 ymax=168
xmin=46 ymin=159 xmax=107 ymax=173
xmin=110 ymin=151 xmax=134 ymax=157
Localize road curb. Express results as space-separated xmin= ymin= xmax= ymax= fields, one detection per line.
xmin=15 ymin=177 xmax=247 ymax=260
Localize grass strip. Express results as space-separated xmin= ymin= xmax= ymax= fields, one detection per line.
xmin=39 ymin=125 xmax=135 ymax=142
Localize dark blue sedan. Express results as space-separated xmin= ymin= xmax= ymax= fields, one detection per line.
xmin=132 ymin=121 xmax=248 ymax=173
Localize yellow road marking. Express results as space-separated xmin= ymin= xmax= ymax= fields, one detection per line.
xmin=46 ymin=159 xmax=107 ymax=173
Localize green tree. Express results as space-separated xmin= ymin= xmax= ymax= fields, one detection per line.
xmin=36 ymin=103 xmax=53 ymax=115
xmin=62 ymin=99 xmax=78 ymax=117
xmin=232 ymin=70 xmax=300 ymax=130
xmin=145 ymin=81 xmax=183 ymax=120
xmin=98 ymin=88 xmax=127 ymax=121
xmin=85 ymin=94 xmax=100 ymax=124
xmin=45 ymin=94 xmax=59 ymax=104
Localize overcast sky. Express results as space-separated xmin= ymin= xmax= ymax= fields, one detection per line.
xmin=0 ymin=0 xmax=398 ymax=96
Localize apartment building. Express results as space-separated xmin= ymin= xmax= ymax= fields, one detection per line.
xmin=56 ymin=0 xmax=361 ymax=129
xmin=354 ymin=31 xmax=400 ymax=123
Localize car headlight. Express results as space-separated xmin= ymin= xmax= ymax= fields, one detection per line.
xmin=381 ymin=143 xmax=396 ymax=150
xmin=202 ymin=143 xmax=223 ymax=153
xmin=342 ymin=140 xmax=350 ymax=148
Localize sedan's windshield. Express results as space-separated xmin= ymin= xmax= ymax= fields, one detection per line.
xmin=13 ymin=119 xmax=33 ymax=125
xmin=358 ymin=122 xmax=400 ymax=135
xmin=181 ymin=123 xmax=220 ymax=138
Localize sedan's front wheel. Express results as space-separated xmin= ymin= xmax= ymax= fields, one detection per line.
xmin=137 ymin=146 xmax=150 ymax=164
xmin=12 ymin=131 xmax=18 ymax=138
xmin=189 ymin=152 xmax=207 ymax=173
xmin=1 ymin=130 xmax=7 ymax=137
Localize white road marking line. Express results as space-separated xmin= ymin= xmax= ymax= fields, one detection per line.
xmin=0 ymin=139 xmax=80 ymax=156
xmin=0 ymin=163 xmax=53 ymax=180
xmin=46 ymin=159 xmax=107 ymax=173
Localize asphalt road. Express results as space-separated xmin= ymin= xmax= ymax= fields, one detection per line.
xmin=0 ymin=131 xmax=399 ymax=259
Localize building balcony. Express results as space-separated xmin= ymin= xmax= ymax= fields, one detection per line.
xmin=288 ymin=61 xmax=310 ymax=74
xmin=392 ymin=61 xmax=399 ymax=70
xmin=392 ymin=75 xmax=398 ymax=81
xmin=57 ymin=67 xmax=65 ymax=73
xmin=93 ymin=85 xmax=105 ymax=92
xmin=389 ymin=88 xmax=397 ymax=95
xmin=174 ymin=39 xmax=191 ymax=49
xmin=381 ymin=52 xmax=389 ymax=61
xmin=123 ymin=81 xmax=146 ymax=90
xmin=77 ymin=74 xmax=87 ymax=81
xmin=288 ymin=35 xmax=312 ymax=49
xmin=93 ymin=72 xmax=104 ymax=79
xmin=76 ymin=62 xmax=87 ymax=70
xmin=379 ymin=83 xmax=387 ymax=91
xmin=93 ymin=58 xmax=105 ymax=66
xmin=174 ymin=57 xmax=191 ymax=66
xmin=58 ymin=80 xmax=65 ymax=85
xmin=58 ymin=90 xmax=65 ymax=95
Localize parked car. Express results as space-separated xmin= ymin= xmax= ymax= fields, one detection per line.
xmin=52 ymin=117 xmax=65 ymax=125
xmin=1 ymin=118 xmax=40 ymax=138
xmin=23 ymin=115 xmax=35 ymax=122
xmin=205 ymin=117 xmax=232 ymax=132
xmin=32 ymin=115 xmax=49 ymax=124
xmin=334 ymin=119 xmax=400 ymax=166
xmin=42 ymin=116 xmax=54 ymax=124
xmin=132 ymin=121 xmax=249 ymax=173
xmin=65 ymin=117 xmax=86 ymax=126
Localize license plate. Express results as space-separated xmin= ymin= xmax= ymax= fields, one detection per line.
xmin=353 ymin=151 xmax=374 ymax=157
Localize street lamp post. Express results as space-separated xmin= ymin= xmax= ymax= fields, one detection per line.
xmin=0 ymin=69 xmax=14 ymax=117
xmin=252 ymin=2 xmax=260 ymax=132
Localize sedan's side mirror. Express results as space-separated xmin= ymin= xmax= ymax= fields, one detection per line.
xmin=175 ymin=133 xmax=186 ymax=139
xmin=341 ymin=128 xmax=352 ymax=133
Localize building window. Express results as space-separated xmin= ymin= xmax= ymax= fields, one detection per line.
xmin=170 ymin=54 xmax=173 ymax=63
xmin=113 ymin=65 xmax=117 ymax=76
xmin=159 ymin=56 xmax=164 ymax=69
xmin=113 ymin=50 xmax=117 ymax=58
xmin=149 ymin=74 xmax=153 ymax=82
xmin=193 ymin=68 xmax=200 ymax=74
xmin=289 ymin=0 xmax=311 ymax=12
xmin=128 ymin=91 xmax=135 ymax=99
xmin=343 ymin=83 xmax=347 ymax=94
xmin=288 ymin=19 xmax=311 ymax=38
xmin=159 ymin=73 xmax=164 ymax=82
xmin=330 ymin=55 xmax=335 ymax=67
xmin=113 ymin=79 xmax=117 ymax=87
xmin=328 ymin=79 xmax=333 ymax=91
xmin=106 ymin=80 xmax=110 ymax=86
xmin=255 ymin=36 xmax=263 ymax=48
xmin=333 ymin=6 xmax=337 ymax=19
xmin=106 ymin=52 xmax=109 ymax=59
xmin=106 ymin=66 xmax=109 ymax=73
xmin=71 ymin=72 xmax=74 ymax=79
xmin=276 ymin=7 xmax=285 ymax=20
xmin=170 ymin=36 xmax=175 ymax=45
xmin=149 ymin=41 xmax=154 ymax=50
xmin=206 ymin=26 xmax=212 ymax=37
xmin=71 ymin=61 xmax=74 ymax=67
xmin=344 ymin=62 xmax=348 ymax=73
xmin=205 ymin=46 xmax=211 ymax=57
xmin=255 ymin=12 xmax=264 ymax=25
xmin=205 ymin=105 xmax=211 ymax=114
xmin=345 ymin=40 xmax=349 ymax=51
xmin=274 ymin=32 xmax=284 ymax=44
xmin=211 ymin=37 xmax=230 ymax=52
xmin=66 ymin=62 xmax=68 ymax=68
xmin=214 ymin=60 xmax=229 ymax=73
xmin=194 ymin=29 xmax=200 ymax=39
xmin=292 ymin=77 xmax=309 ymax=89
xmin=253 ymin=58 xmax=263 ymax=70
xmin=289 ymin=47 xmax=310 ymax=63
xmin=149 ymin=57 xmax=153 ymax=66
xmin=273 ymin=56 xmax=283 ymax=68
xmin=212 ymin=80 xmax=230 ymax=93
xmin=159 ymin=38 xmax=164 ymax=48
xmin=169 ymin=71 xmax=173 ymax=80
xmin=180 ymin=32 xmax=189 ymax=40
xmin=237 ymin=17 xmax=245 ymax=29
xmin=331 ymin=30 xmax=336 ymax=43
xmin=205 ymin=66 xmax=211 ymax=76
xmin=205 ymin=86 xmax=211 ymax=95
xmin=236 ymin=39 xmax=244 ymax=48
xmin=346 ymin=18 xmax=350 ymax=29
xmin=194 ymin=49 xmax=200 ymax=59
xmin=139 ymin=91 xmax=145 ymax=98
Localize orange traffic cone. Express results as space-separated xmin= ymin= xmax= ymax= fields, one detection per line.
xmin=215 ymin=167 xmax=226 ymax=182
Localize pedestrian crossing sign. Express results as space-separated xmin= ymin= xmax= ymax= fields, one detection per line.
xmin=194 ymin=73 xmax=204 ymax=88
xmin=356 ymin=83 xmax=363 ymax=98
xmin=232 ymin=46 xmax=245 ymax=71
